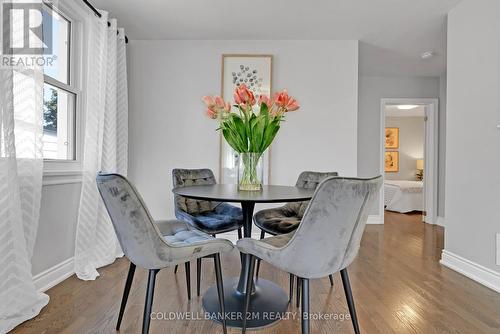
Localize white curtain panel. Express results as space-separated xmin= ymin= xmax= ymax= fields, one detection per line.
xmin=0 ymin=34 xmax=49 ymax=334
xmin=74 ymin=14 xmax=128 ymax=280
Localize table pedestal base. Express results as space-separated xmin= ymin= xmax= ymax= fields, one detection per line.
xmin=202 ymin=277 xmax=289 ymax=328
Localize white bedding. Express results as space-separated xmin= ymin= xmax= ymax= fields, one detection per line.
xmin=384 ymin=180 xmax=423 ymax=213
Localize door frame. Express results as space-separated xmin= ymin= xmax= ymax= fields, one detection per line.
xmin=379 ymin=98 xmax=439 ymax=224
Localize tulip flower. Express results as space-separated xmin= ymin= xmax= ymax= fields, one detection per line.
xmin=233 ymin=84 xmax=256 ymax=106
xmin=203 ymin=95 xmax=232 ymax=119
xmin=258 ymin=94 xmax=273 ymax=108
xmin=206 ymin=108 xmax=217 ymax=119
xmin=273 ymin=90 xmax=300 ymax=112
xmin=202 ymin=95 xmax=215 ymax=109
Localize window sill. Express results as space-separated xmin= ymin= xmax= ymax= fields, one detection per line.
xmin=42 ymin=170 xmax=82 ymax=186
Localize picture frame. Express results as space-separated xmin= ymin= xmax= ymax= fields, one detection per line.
xmin=219 ymin=54 xmax=273 ymax=184
xmin=385 ymin=127 xmax=399 ymax=149
xmin=385 ymin=151 xmax=399 ymax=173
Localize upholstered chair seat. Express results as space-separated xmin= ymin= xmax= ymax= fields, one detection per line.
xmin=155 ymin=219 xmax=220 ymax=247
xmin=174 ymin=203 xmax=243 ymax=234
xmin=254 ymin=171 xmax=338 ymax=236
xmin=238 ymin=176 xmax=383 ymax=334
xmin=96 ymin=173 xmax=231 ymax=334
xmin=253 ymin=207 xmax=302 ymax=235
xmin=173 ymin=168 xmax=243 ymax=234
xmin=172 ymin=168 xmax=243 ymax=298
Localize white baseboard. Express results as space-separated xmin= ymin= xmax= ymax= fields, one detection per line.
xmin=33 ymin=257 xmax=75 ymax=292
xmin=367 ymin=215 xmax=383 ymax=224
xmin=436 ymin=216 xmax=445 ymax=227
xmin=440 ymin=250 xmax=500 ymax=293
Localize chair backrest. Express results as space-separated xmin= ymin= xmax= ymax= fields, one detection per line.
xmin=286 ymin=171 xmax=339 ymax=217
xmin=281 ymin=176 xmax=382 ymax=279
xmin=172 ymin=168 xmax=219 ymax=214
xmin=96 ymin=173 xmax=172 ymax=269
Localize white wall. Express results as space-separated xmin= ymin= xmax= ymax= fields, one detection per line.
xmin=358 ymin=75 xmax=440 ymax=216
xmin=444 ymin=0 xmax=500 ymax=275
xmin=127 ymin=40 xmax=359 ymax=219
xmin=31 ymin=181 xmax=81 ymax=276
xmin=385 ymin=116 xmax=425 ymax=181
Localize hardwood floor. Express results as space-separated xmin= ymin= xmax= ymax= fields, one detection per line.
xmin=13 ymin=211 xmax=500 ymax=333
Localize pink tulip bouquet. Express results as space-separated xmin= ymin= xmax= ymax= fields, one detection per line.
xmin=203 ymin=84 xmax=300 ymax=154
xmin=203 ymin=84 xmax=299 ymax=190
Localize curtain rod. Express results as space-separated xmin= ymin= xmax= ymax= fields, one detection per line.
xmin=81 ymin=0 xmax=129 ymax=43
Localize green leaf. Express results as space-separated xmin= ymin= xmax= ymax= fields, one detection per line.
xmin=260 ymin=103 xmax=269 ymax=117
xmin=218 ymin=105 xmax=283 ymax=153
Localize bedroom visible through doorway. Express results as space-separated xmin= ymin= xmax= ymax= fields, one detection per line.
xmin=385 ymin=105 xmax=425 ymax=220
xmin=380 ymin=99 xmax=439 ymax=224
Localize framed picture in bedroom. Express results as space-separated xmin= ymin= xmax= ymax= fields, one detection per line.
xmin=385 ymin=151 xmax=399 ymax=172
xmin=219 ymin=54 xmax=273 ymax=184
xmin=385 ymin=127 xmax=399 ymax=149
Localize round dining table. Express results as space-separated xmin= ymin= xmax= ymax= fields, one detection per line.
xmin=172 ymin=184 xmax=315 ymax=328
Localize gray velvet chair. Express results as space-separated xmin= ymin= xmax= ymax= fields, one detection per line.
xmin=172 ymin=168 xmax=243 ymax=298
xmin=238 ymin=176 xmax=382 ymax=334
xmin=253 ymin=171 xmax=338 ymax=301
xmin=96 ymin=173 xmax=233 ymax=334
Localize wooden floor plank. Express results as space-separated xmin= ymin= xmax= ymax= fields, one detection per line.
xmin=11 ymin=211 xmax=500 ymax=333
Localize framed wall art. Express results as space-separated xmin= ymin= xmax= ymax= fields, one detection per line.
xmin=219 ymin=54 xmax=273 ymax=184
xmin=385 ymin=151 xmax=399 ymax=173
xmin=385 ymin=127 xmax=399 ymax=149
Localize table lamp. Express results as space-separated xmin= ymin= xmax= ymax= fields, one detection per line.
xmin=416 ymin=159 xmax=424 ymax=180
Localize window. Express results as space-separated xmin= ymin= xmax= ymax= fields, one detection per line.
xmin=42 ymin=3 xmax=76 ymax=161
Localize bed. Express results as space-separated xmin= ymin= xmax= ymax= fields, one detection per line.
xmin=384 ymin=180 xmax=424 ymax=213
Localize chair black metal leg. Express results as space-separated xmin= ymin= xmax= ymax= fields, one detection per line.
xmin=238 ymin=228 xmax=244 ymax=263
xmin=289 ymin=273 xmax=295 ymax=303
xmin=255 ymin=230 xmax=265 ymax=279
xmin=142 ymin=269 xmax=159 ymax=334
xmin=116 ymin=262 xmax=136 ymax=330
xmin=301 ymin=278 xmax=310 ymax=334
xmin=174 ymin=264 xmax=178 ymax=274
xmin=196 ymin=258 xmax=202 ymax=297
xmin=341 ymin=268 xmax=360 ymax=334
xmin=255 ymin=260 xmax=261 ymax=279
xmin=296 ymin=276 xmax=301 ymax=308
xmin=213 ymin=254 xmax=227 ymax=334
xmin=329 ymin=274 xmax=334 ymax=286
xmin=242 ymin=254 xmax=256 ymax=334
xmin=185 ymin=262 xmax=191 ymax=300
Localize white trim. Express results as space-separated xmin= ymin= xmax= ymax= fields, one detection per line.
xmin=379 ymin=98 xmax=439 ymax=225
xmin=43 ymin=170 xmax=82 ymax=177
xmin=42 ymin=170 xmax=82 ymax=186
xmin=42 ymin=0 xmax=85 ymax=172
xmin=436 ymin=216 xmax=445 ymax=227
xmin=33 ymin=257 xmax=75 ymax=292
xmin=367 ymin=215 xmax=383 ymax=224
xmin=440 ymin=250 xmax=500 ymax=294
xmin=42 ymin=177 xmax=82 ymax=186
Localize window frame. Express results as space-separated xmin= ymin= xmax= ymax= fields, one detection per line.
xmin=42 ymin=0 xmax=86 ymax=176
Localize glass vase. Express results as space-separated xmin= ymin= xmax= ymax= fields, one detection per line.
xmin=238 ymin=152 xmax=263 ymax=191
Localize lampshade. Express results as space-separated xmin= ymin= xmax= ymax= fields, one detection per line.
xmin=416 ymin=159 xmax=424 ymax=170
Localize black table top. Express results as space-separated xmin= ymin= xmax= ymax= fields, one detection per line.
xmin=172 ymin=184 xmax=314 ymax=203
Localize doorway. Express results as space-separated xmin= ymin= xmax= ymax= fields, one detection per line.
xmin=379 ymin=98 xmax=438 ymax=224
